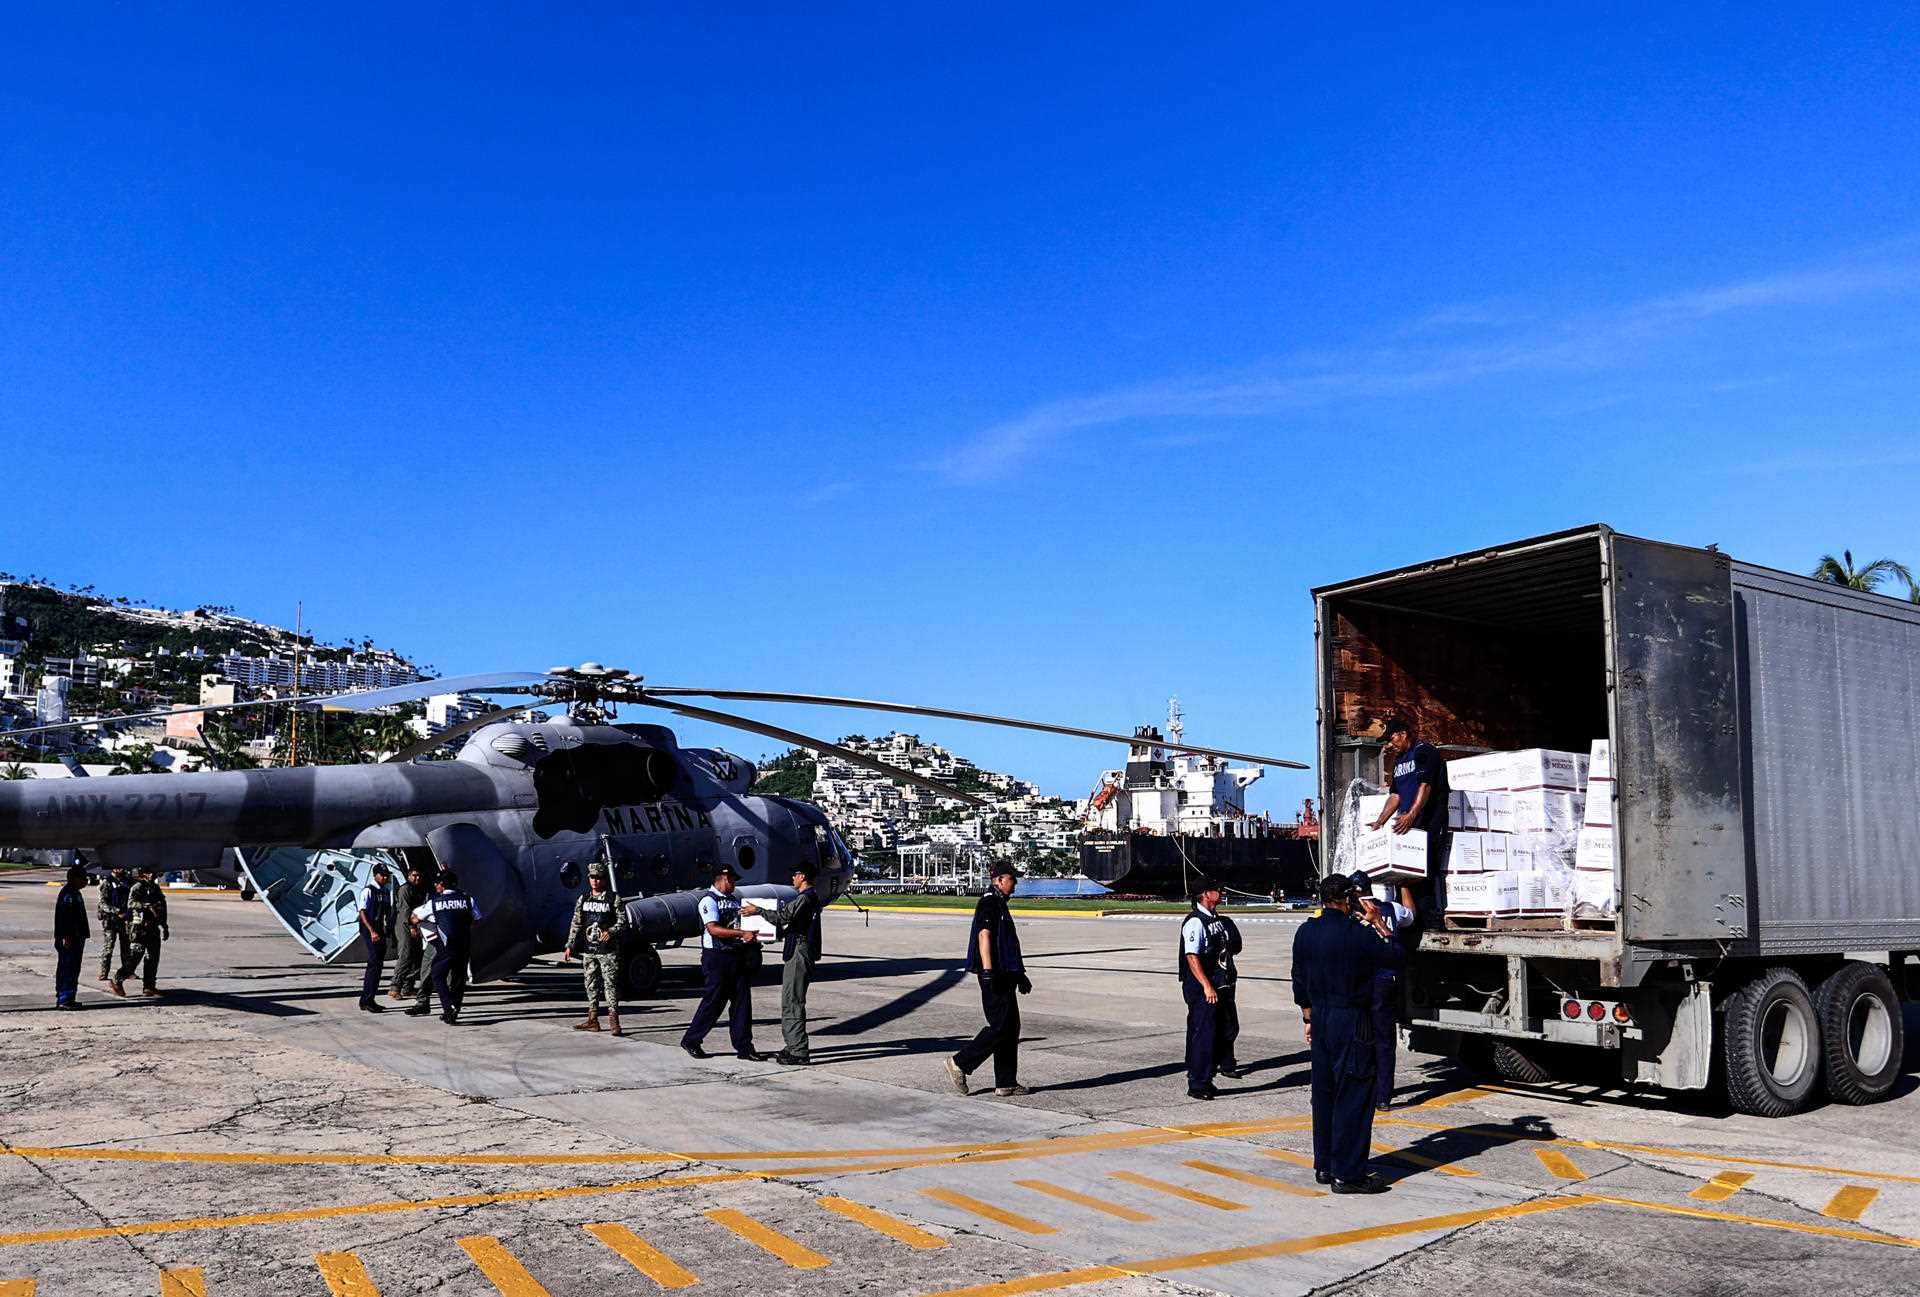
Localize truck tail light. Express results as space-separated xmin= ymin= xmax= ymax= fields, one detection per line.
xmin=1586 ymin=1001 xmax=1606 ymax=1021
xmin=1563 ymin=1000 xmax=1582 ymax=1020
xmin=1612 ymin=1004 xmax=1632 ymax=1025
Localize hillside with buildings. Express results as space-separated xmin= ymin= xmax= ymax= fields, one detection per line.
xmin=757 ymin=733 xmax=1085 ymax=876
xmin=0 ymin=577 xmax=439 ymax=765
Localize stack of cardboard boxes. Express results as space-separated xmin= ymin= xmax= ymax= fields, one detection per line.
xmin=1572 ymin=739 xmax=1617 ymax=916
xmin=1438 ymin=747 xmax=1599 ymax=921
xmin=1349 ymin=741 xmax=1621 ymax=924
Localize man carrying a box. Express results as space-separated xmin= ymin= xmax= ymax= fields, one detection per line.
xmin=1368 ymin=716 xmax=1450 ymax=920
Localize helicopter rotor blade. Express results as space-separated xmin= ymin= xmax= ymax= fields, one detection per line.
xmin=0 ymin=672 xmax=558 ymax=743
xmin=638 ymin=688 xmax=1306 ymax=769
xmin=628 ymin=695 xmax=989 ymax=809
xmin=2 ymin=695 xmax=311 ymax=741
xmin=312 ymin=672 xmax=555 ymax=712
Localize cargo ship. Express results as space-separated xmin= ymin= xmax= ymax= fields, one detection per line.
xmin=1077 ymin=701 xmax=1317 ymax=898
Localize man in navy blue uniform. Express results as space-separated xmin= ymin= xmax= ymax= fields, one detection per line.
xmin=355 ymin=861 xmax=393 ymax=1013
xmin=1180 ymin=878 xmax=1243 ymax=1100
xmin=1367 ymin=716 xmax=1449 ymax=919
xmin=1293 ymin=873 xmax=1399 ymax=1193
xmin=681 ymin=863 xmax=765 ymax=1060
xmin=54 ymin=864 xmax=90 ymax=1009
xmin=947 ymin=861 xmax=1031 ymax=1097
xmin=405 ymin=869 xmax=482 ymax=1024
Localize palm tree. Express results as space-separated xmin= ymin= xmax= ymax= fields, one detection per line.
xmin=1 ymin=762 xmax=33 ymax=780
xmin=108 ymin=743 xmax=168 ymax=775
xmin=1811 ymin=550 xmax=1914 ymax=595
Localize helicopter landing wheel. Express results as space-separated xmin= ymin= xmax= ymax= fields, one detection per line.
xmin=621 ymin=944 xmax=663 ymax=999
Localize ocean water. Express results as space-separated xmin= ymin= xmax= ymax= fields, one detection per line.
xmin=1013 ymin=878 xmax=1112 ymax=897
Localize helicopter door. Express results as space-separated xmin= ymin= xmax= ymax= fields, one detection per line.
xmin=235 ymin=847 xmax=400 ymax=964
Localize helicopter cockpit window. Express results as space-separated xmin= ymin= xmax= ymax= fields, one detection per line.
xmin=559 ymin=861 xmax=582 ymax=890
xmin=737 ymin=841 xmax=756 ymax=872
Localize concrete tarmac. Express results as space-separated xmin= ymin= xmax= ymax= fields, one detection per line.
xmin=3 ymin=872 xmax=1919 ymax=1296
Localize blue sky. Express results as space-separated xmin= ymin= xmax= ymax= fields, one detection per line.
xmin=4 ymin=6 xmax=1918 ymax=812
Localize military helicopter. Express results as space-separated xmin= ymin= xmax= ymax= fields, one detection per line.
xmin=0 ymin=666 xmax=1301 ymax=996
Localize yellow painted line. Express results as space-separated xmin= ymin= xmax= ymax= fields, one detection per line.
xmin=584 ymin=1223 xmax=700 ymax=1288
xmin=1412 ymin=1087 xmax=1494 ymax=1109
xmin=1822 ymin=1185 xmax=1879 ymax=1223
xmin=1256 ymin=1147 xmax=1316 ymax=1171
xmin=315 ymin=1251 xmax=382 ymax=1297
xmin=1586 ymin=1194 xmax=1920 ymax=1249
xmin=0 ymin=1281 xmax=32 ymax=1296
xmin=1013 ymin=1181 xmax=1155 ymax=1222
xmin=1370 ymin=1142 xmax=1478 ymax=1177
xmin=1689 ymin=1171 xmax=1753 ymax=1203
xmin=1377 ymin=1116 xmax=1920 ymax=1187
xmin=1534 ymin=1148 xmax=1587 ymax=1181
xmin=0 ymin=1171 xmax=753 ymax=1248
xmin=1183 ymin=1160 xmax=1323 ymax=1198
xmin=0 ymin=1116 xmax=1310 ymax=1171
xmin=817 ymin=1197 xmax=946 ymax=1250
xmin=458 ymin=1236 xmax=553 ymax=1296
xmin=1106 ymin=1171 xmax=1246 ymax=1211
xmin=918 ymin=1196 xmax=1598 ymax=1297
xmin=921 ymin=1189 xmax=1056 ymax=1236
xmin=705 ymin=1209 xmax=831 ymax=1269
xmin=160 ymin=1270 xmax=206 ymax=1297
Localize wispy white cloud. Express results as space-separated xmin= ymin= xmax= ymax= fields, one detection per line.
xmin=1723 ymin=448 xmax=1920 ymax=477
xmin=933 ymin=257 xmax=1920 ymax=485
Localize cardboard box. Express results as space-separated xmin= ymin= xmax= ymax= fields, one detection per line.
xmin=1457 ymin=791 xmax=1490 ymax=830
xmin=1589 ymin=738 xmax=1612 ymax=782
xmin=1506 ymin=838 xmax=1536 ymax=872
xmin=1575 ymin=826 xmax=1614 ymax=873
xmin=1480 ymin=834 xmax=1510 ymax=871
xmin=1510 ymin=789 xmax=1584 ymax=834
xmin=1447 ymin=832 xmax=1486 ymax=874
xmin=1445 ymin=872 xmax=1519 ymax=916
xmin=1356 ymin=826 xmax=1429 ymax=881
xmin=1484 ymin=792 xmax=1514 ymax=835
xmin=1583 ymin=787 xmax=1615 ymax=828
xmin=1573 ymin=868 xmax=1618 ymax=915
xmin=1358 ymin=793 xmax=1390 ymax=827
xmin=1505 ymin=748 xmax=1586 ymax=792
xmin=1446 ymin=790 xmax=1466 ymax=830
xmin=1517 ymin=868 xmax=1572 ymax=915
xmin=1445 ymin=752 xmax=1508 ymax=793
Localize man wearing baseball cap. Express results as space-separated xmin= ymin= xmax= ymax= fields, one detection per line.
xmin=1291 ymin=872 xmax=1397 ymax=1193
xmin=946 ymin=861 xmax=1031 ymax=1097
xmin=681 ymin=861 xmax=765 ymax=1060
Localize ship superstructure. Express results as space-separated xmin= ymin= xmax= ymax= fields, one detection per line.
xmin=1079 ymin=699 xmax=1315 ymax=896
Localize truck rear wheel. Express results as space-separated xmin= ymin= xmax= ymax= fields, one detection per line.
xmin=1814 ymin=962 xmax=1904 ymax=1105
xmin=1490 ymin=1041 xmax=1552 ymax=1084
xmin=1722 ymin=967 xmax=1820 ymax=1117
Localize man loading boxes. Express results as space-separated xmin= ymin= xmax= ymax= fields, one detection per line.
xmin=1365 ymin=716 xmax=1450 ymax=921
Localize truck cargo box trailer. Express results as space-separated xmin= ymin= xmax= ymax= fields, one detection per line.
xmin=1313 ymin=526 xmax=1920 ymax=1115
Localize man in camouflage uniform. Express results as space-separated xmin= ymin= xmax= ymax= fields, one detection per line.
xmin=96 ymin=864 xmax=131 ymax=982
xmin=111 ymin=865 xmax=169 ymax=998
xmin=565 ymin=863 xmax=627 ymax=1036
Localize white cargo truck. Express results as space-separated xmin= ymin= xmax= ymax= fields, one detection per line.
xmin=1313 ymin=526 xmax=1918 ymax=1116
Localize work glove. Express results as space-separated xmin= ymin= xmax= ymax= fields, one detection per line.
xmin=1016 ymin=974 xmax=1033 ymax=996
xmin=161 ymin=928 xmax=171 ymax=942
